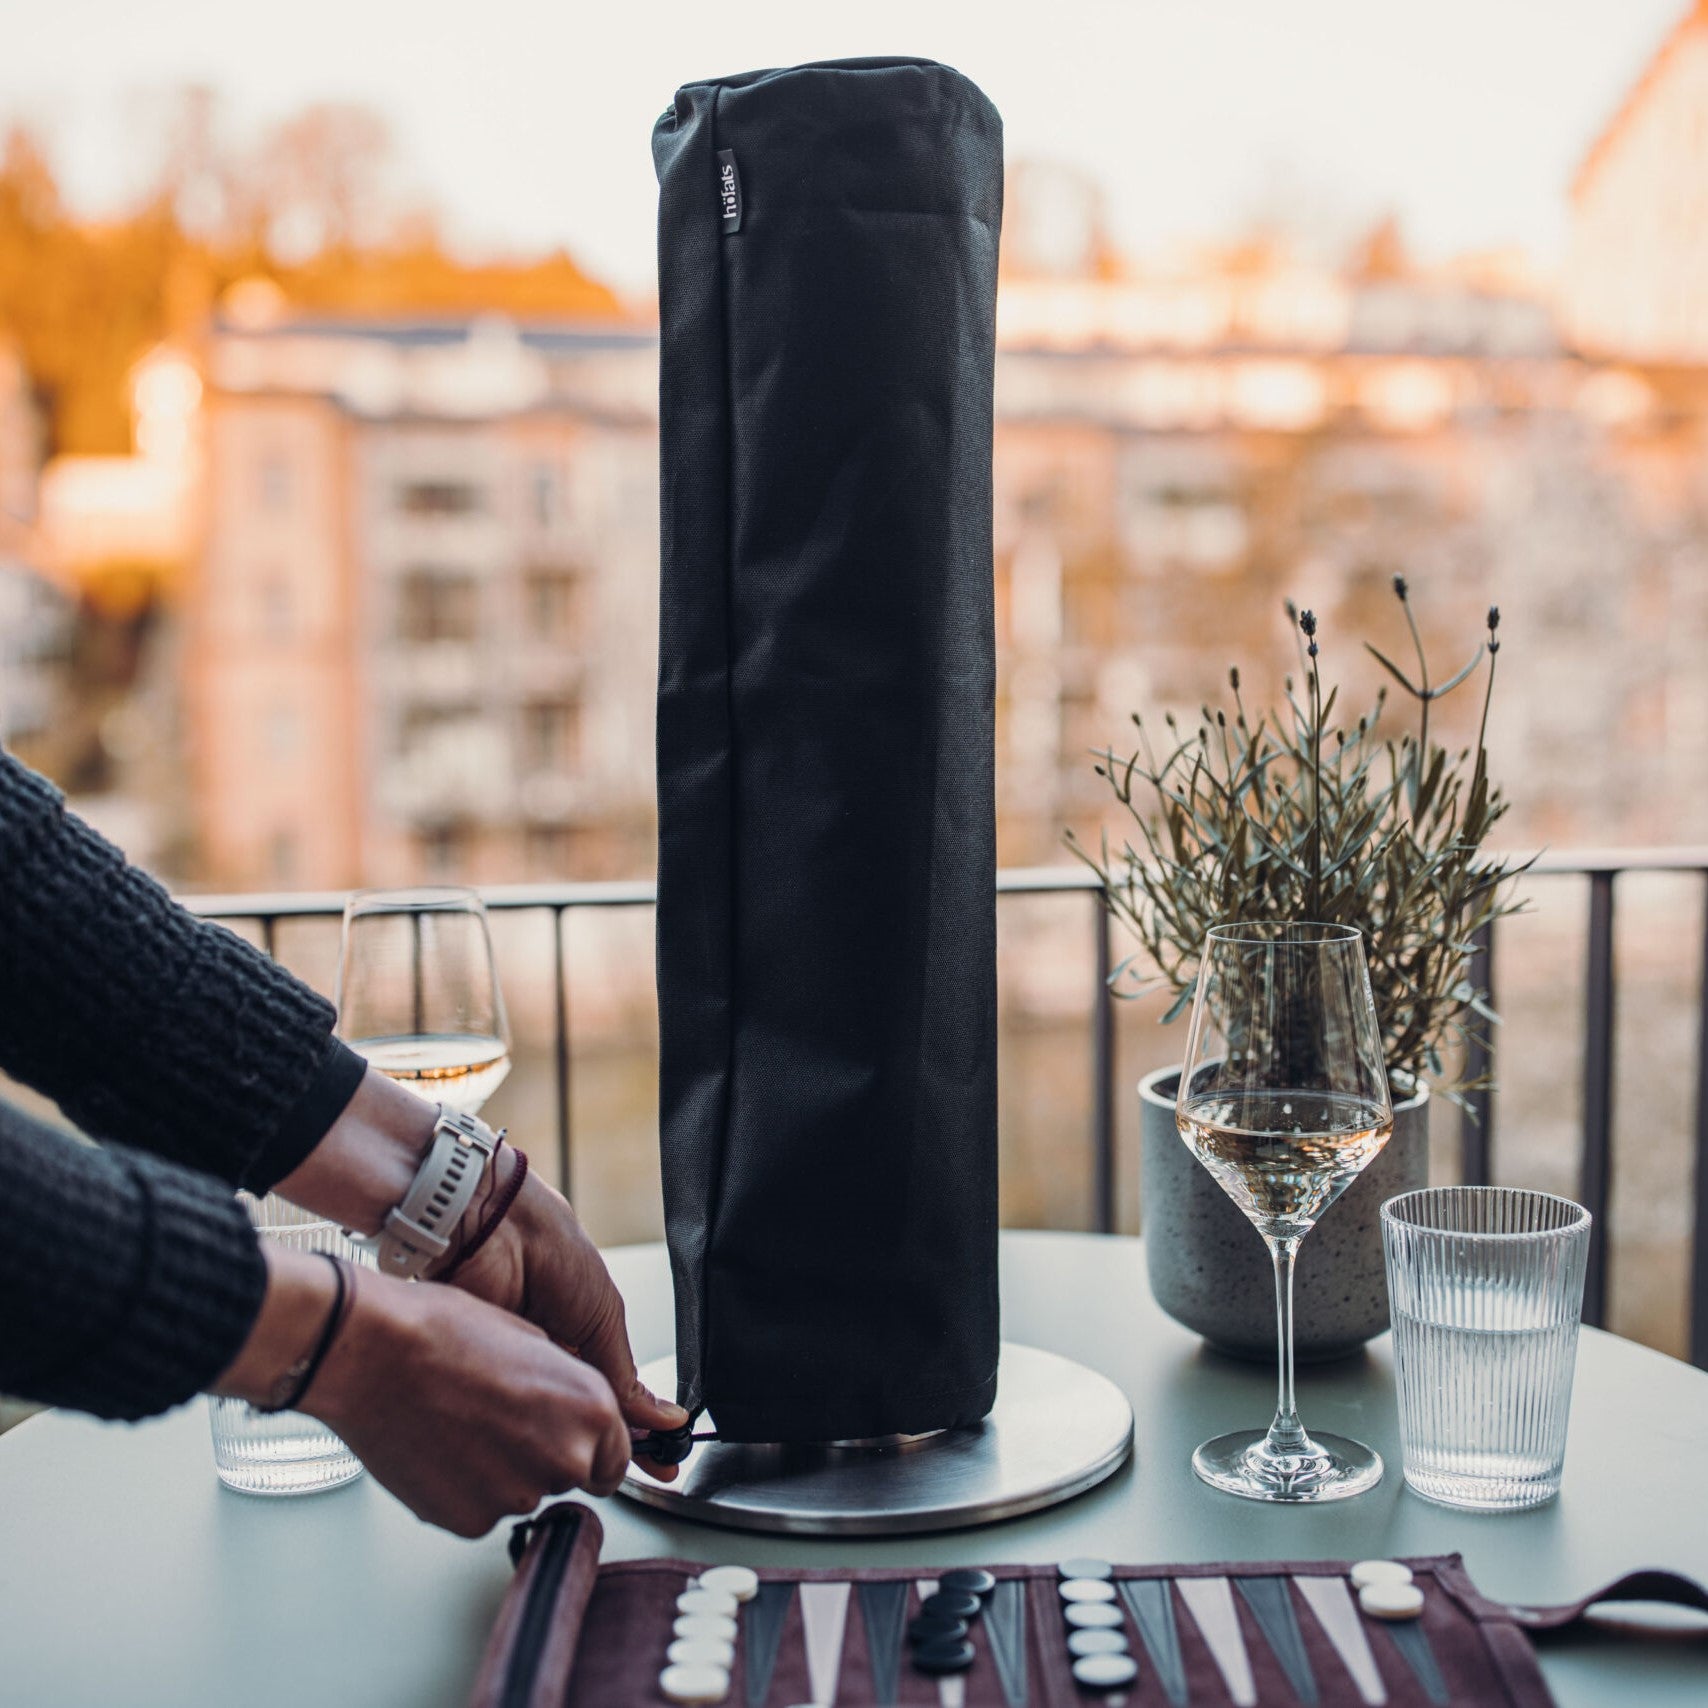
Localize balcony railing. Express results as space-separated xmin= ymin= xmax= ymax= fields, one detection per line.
xmin=190 ymin=849 xmax=1708 ymax=1369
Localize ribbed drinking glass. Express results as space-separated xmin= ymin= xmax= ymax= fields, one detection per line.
xmin=207 ymin=1193 xmax=369 ymax=1495
xmin=1381 ymin=1186 xmax=1591 ymax=1511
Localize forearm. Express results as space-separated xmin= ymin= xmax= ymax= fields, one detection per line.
xmin=273 ymin=1067 xmax=439 ymax=1235
xmin=210 ymin=1244 xmax=342 ymax=1405
xmin=0 ymin=746 xmax=359 ymax=1189
xmin=0 ymin=1101 xmax=266 ymax=1421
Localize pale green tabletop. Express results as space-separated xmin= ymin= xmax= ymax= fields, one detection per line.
xmin=2 ymin=1231 xmax=1705 ymax=1706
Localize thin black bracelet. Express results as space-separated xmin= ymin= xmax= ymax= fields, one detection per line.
xmin=259 ymin=1253 xmax=355 ymax=1414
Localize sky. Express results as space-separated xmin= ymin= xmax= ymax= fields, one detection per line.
xmin=0 ymin=0 xmax=1689 ymax=297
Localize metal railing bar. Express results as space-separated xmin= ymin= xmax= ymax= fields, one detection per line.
xmin=185 ymin=878 xmax=662 ymax=919
xmin=1092 ymin=894 xmax=1116 ymax=1235
xmin=187 ymin=852 xmax=1708 ymax=933
xmin=1458 ymin=920 xmax=1496 ymax=1186
xmin=1690 ymin=876 xmax=1708 ymax=1370
xmin=259 ymin=916 xmax=277 ymax=959
xmin=552 ymin=906 xmax=572 ymax=1197
xmin=1523 ymin=847 xmax=1708 ymax=877
xmin=995 ymin=866 xmax=1103 ymax=896
xmin=186 ymin=852 xmax=1708 ymax=932
xmin=1579 ymin=872 xmax=1617 ymax=1329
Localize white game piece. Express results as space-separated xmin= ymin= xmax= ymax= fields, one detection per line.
xmin=659 ymin=1660 xmax=731 ymax=1704
xmin=1067 ymin=1628 xmax=1129 ymax=1657
xmin=678 ymin=1588 xmax=740 ymax=1618
xmin=674 ymin=1613 xmax=739 ymax=1643
xmin=1350 ymin=1559 xmax=1413 ymax=1591
xmin=698 ymin=1564 xmax=761 ymax=1603
xmin=1072 ymin=1652 xmax=1140 ymax=1688
xmin=1064 ymin=1601 xmax=1124 ymax=1629
xmin=1059 ymin=1577 xmax=1118 ymax=1604
xmin=669 ymin=1638 xmax=736 ymax=1670
xmin=1358 ymin=1582 xmax=1425 ymax=1621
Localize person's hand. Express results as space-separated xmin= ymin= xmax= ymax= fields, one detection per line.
xmin=218 ymin=1245 xmax=634 ymax=1537
xmin=275 ymin=1068 xmax=689 ymax=1476
xmin=431 ymin=1154 xmax=689 ymax=1477
xmin=315 ymin=1266 xmax=635 ymax=1536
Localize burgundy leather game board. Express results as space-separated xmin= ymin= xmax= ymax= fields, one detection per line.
xmin=468 ymin=1503 xmax=1708 ymax=1708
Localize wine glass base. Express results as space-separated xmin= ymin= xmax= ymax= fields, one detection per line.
xmin=1192 ymin=1429 xmax=1383 ymax=1504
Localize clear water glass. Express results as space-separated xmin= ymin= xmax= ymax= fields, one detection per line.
xmin=1381 ymin=1186 xmax=1591 ymax=1511
xmin=208 ymin=1193 xmax=369 ymax=1496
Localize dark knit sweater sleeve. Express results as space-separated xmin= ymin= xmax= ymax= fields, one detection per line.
xmin=0 ymin=749 xmax=365 ymax=1193
xmin=0 ymin=1100 xmax=267 ymax=1419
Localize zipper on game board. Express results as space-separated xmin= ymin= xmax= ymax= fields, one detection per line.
xmin=498 ymin=1505 xmax=583 ymax=1708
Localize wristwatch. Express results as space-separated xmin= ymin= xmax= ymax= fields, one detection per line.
xmin=371 ymin=1107 xmax=502 ymax=1280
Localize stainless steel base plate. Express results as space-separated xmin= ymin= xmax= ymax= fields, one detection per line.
xmin=618 ymin=1342 xmax=1134 ymax=1536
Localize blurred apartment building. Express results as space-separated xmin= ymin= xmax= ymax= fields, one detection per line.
xmin=185 ymin=295 xmax=659 ymax=889
xmin=1566 ymin=0 xmax=1708 ymax=361
xmin=12 ymin=4 xmax=1708 ymax=892
xmin=992 ymin=205 xmax=1708 ymax=868
xmin=0 ymin=340 xmax=72 ymax=761
xmin=172 ymin=247 xmax=1708 ymax=893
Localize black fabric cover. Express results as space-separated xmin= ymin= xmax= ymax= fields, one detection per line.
xmin=652 ymin=58 xmax=1003 ymax=1443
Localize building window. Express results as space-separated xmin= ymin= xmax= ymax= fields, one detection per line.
xmin=259 ymin=454 xmax=293 ymax=513
xmin=420 ymin=824 xmax=469 ymax=878
xmin=397 ymin=480 xmax=485 ymax=517
xmin=258 ymin=572 xmax=293 ymax=640
xmin=397 ymin=571 xmax=478 ymax=643
xmin=529 ymin=463 xmax=559 ymax=528
xmin=524 ymin=569 xmax=580 ymax=641
xmin=525 ymin=823 xmax=574 ymax=878
xmin=398 ymin=702 xmax=478 ymax=757
xmin=522 ymin=699 xmax=579 ymax=771
xmin=268 ymin=830 xmax=297 ymax=883
xmin=264 ymin=703 xmax=299 ymax=760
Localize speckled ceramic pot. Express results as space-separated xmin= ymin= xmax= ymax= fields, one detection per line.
xmin=1139 ymin=1065 xmax=1429 ymax=1362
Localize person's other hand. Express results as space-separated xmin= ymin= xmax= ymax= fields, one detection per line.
xmin=274 ymin=1070 xmax=689 ymax=1479
xmin=309 ymin=1263 xmax=633 ymax=1537
xmin=432 ymin=1155 xmax=689 ymax=1478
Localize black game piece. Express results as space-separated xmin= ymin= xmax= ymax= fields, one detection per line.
xmin=911 ymin=1637 xmax=977 ymax=1676
xmin=908 ymin=1615 xmax=970 ymax=1647
xmin=920 ymin=1589 xmax=982 ymax=1622
xmin=940 ymin=1568 xmax=997 ymax=1598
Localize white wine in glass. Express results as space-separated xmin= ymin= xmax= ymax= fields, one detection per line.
xmin=1176 ymin=921 xmax=1394 ymax=1502
xmin=337 ymin=888 xmax=512 ymax=1118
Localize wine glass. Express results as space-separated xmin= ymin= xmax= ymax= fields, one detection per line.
xmin=1176 ymin=921 xmax=1393 ymax=1502
xmin=337 ymin=887 xmax=512 ymax=1116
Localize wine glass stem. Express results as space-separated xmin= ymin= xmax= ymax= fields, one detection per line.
xmin=1264 ymin=1234 xmax=1310 ymax=1457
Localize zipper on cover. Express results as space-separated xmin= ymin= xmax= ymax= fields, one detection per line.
xmin=498 ymin=1506 xmax=583 ymax=1708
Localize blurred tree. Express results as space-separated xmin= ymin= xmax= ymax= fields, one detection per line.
xmin=0 ymin=93 xmax=624 ymax=457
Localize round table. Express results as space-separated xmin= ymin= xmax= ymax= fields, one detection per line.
xmin=3 ymin=1232 xmax=1704 ymax=1707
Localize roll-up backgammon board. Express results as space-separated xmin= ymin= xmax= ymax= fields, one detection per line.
xmin=466 ymin=1503 xmax=1708 ymax=1708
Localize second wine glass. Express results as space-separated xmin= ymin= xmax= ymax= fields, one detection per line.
xmin=1176 ymin=921 xmax=1393 ymax=1502
xmin=337 ymin=886 xmax=512 ymax=1117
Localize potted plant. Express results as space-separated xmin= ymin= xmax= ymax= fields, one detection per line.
xmin=1068 ymin=581 xmax=1524 ymax=1359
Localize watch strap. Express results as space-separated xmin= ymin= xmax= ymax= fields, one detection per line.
xmin=374 ymin=1108 xmax=500 ymax=1279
